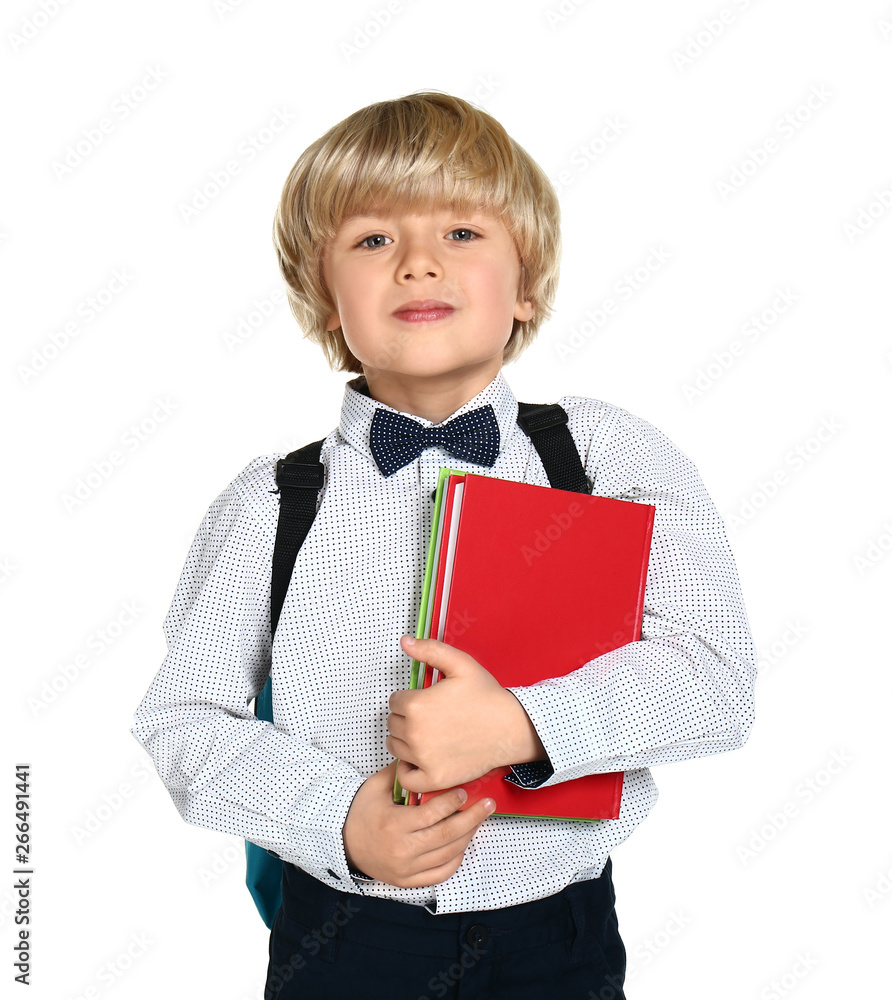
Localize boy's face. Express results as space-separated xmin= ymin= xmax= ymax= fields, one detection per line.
xmin=322 ymin=206 xmax=533 ymax=404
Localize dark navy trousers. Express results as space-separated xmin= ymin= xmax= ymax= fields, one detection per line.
xmin=265 ymin=860 xmax=626 ymax=1000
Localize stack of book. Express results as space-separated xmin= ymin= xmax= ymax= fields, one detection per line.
xmin=396 ymin=469 xmax=655 ymax=821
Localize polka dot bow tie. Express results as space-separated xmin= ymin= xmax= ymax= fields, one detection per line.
xmin=369 ymin=404 xmax=500 ymax=477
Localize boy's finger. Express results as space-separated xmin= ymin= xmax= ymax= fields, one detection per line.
xmin=410 ymin=837 xmax=477 ymax=877
xmin=411 ymin=798 xmax=497 ymax=867
xmin=441 ymin=794 xmax=497 ymax=837
xmin=395 ymin=756 xmax=433 ymax=792
xmin=406 ymin=786 xmax=470 ymax=830
xmin=404 ymin=861 xmax=465 ymax=888
xmin=413 ymin=788 xmax=496 ymax=834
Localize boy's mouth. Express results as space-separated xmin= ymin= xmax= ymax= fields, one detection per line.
xmin=392 ymin=299 xmax=455 ymax=323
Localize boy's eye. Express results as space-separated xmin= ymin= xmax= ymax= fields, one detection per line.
xmin=448 ymin=228 xmax=478 ymax=242
xmin=357 ymin=234 xmax=392 ymax=249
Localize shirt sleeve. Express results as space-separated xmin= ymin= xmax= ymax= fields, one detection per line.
xmin=507 ymin=405 xmax=756 ymax=786
xmin=130 ymin=461 xmax=364 ymax=882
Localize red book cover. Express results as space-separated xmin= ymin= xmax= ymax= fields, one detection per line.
xmin=418 ymin=473 xmax=654 ymax=821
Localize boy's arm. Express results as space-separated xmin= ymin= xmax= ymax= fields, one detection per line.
xmin=131 ymin=463 xmax=365 ymax=884
xmin=504 ymin=405 xmax=757 ymax=786
xmin=389 ymin=404 xmax=756 ymax=793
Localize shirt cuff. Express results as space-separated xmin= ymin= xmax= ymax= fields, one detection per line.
xmin=347 ymin=866 xmax=376 ymax=883
xmin=506 ymin=760 xmax=555 ymax=788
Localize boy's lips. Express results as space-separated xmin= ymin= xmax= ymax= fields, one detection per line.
xmin=392 ymin=299 xmax=455 ymax=323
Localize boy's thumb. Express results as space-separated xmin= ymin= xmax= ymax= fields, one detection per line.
xmin=401 ymin=633 xmax=435 ymax=660
xmin=400 ymin=635 xmax=465 ymax=676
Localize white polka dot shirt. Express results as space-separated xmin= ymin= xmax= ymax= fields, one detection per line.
xmin=130 ymin=370 xmax=756 ymax=915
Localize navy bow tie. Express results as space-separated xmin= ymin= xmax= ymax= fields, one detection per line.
xmin=369 ymin=405 xmax=500 ymax=477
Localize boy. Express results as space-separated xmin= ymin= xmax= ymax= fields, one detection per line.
xmin=131 ymin=92 xmax=756 ymax=999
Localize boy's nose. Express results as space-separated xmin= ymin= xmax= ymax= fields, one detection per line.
xmin=397 ymin=240 xmax=441 ymax=281
xmin=401 ymin=265 xmax=439 ymax=280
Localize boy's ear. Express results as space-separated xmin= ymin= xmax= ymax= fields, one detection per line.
xmin=513 ymin=296 xmax=534 ymax=323
xmin=325 ymin=309 xmax=341 ymax=332
xmin=514 ymin=262 xmax=533 ymax=322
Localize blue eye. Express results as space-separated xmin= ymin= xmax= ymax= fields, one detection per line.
xmin=358 ymin=234 xmax=392 ymax=249
xmin=449 ymin=229 xmax=477 ymax=241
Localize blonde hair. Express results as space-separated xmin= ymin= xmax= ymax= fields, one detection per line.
xmin=273 ymin=91 xmax=561 ymax=373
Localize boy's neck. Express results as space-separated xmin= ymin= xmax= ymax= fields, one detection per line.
xmin=361 ymin=361 xmax=503 ymax=424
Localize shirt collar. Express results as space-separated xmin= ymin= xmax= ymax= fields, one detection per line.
xmin=338 ymin=370 xmax=519 ymax=466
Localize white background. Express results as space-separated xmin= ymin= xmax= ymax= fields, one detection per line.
xmin=3 ymin=1 xmax=891 ymax=997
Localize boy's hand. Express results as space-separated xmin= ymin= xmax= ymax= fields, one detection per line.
xmin=387 ymin=635 xmax=547 ymax=793
xmin=342 ymin=761 xmax=496 ymax=888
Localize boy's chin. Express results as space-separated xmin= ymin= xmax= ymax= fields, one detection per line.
xmin=364 ymin=360 xmax=500 ymax=384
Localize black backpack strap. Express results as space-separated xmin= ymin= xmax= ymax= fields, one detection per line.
xmin=270 ymin=440 xmax=325 ymax=636
xmin=516 ymin=402 xmax=591 ymax=495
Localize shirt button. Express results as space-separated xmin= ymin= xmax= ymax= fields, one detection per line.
xmin=465 ymin=923 xmax=489 ymax=948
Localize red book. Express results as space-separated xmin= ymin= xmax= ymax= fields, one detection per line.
xmin=414 ymin=472 xmax=655 ymax=821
